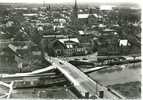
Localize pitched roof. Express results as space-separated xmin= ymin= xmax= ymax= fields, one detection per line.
xmin=58 ymin=38 xmax=79 ymax=44
xmin=78 ymin=14 xmax=89 ymax=18
xmin=78 ymin=30 xmax=85 ymax=35
xmin=23 ymin=13 xmax=38 ymax=17
xmin=78 ymin=14 xmax=98 ymax=19
xmin=103 ymin=28 xmax=115 ymax=32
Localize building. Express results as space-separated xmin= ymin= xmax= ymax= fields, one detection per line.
xmin=71 ymin=1 xmax=102 ymax=30
xmin=46 ymin=38 xmax=88 ymax=57
xmin=70 ymin=0 xmax=78 ymax=30
xmin=78 ymin=8 xmax=99 ymax=27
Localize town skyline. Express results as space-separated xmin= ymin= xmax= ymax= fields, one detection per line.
xmin=0 ymin=0 xmax=141 ymax=4
xmin=0 ymin=0 xmax=141 ymax=10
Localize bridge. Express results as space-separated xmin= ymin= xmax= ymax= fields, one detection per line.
xmin=1 ymin=65 xmax=55 ymax=78
xmin=45 ymin=56 xmax=98 ymax=98
xmin=44 ymin=54 xmax=125 ymax=99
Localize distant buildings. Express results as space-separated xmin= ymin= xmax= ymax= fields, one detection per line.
xmin=0 ymin=2 xmax=141 ymax=58
xmin=23 ymin=13 xmax=38 ymax=17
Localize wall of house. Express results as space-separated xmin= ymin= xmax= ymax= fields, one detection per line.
xmin=54 ymin=47 xmax=88 ymax=57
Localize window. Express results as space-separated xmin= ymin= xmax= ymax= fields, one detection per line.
xmin=66 ymin=44 xmax=73 ymax=48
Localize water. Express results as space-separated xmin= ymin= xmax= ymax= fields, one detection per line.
xmin=89 ymin=63 xmax=141 ymax=86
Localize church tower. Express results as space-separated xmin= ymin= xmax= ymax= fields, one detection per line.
xmin=71 ymin=0 xmax=78 ymax=31
xmin=73 ymin=0 xmax=78 ymax=19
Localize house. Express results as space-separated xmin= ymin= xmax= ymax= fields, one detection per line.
xmin=78 ymin=13 xmax=99 ymax=26
xmin=78 ymin=14 xmax=98 ymax=19
xmin=100 ymin=28 xmax=118 ymax=37
xmin=78 ymin=30 xmax=85 ymax=35
xmin=119 ymin=39 xmax=129 ymax=47
xmin=99 ymin=5 xmax=113 ymax=11
xmin=23 ymin=13 xmax=38 ymax=17
xmin=46 ymin=38 xmax=88 ymax=57
xmin=78 ymin=14 xmax=98 ymax=25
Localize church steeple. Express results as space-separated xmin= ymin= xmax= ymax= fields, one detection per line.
xmin=73 ymin=0 xmax=78 ymax=19
xmin=43 ymin=0 xmax=45 ymax=8
xmin=71 ymin=0 xmax=78 ymax=31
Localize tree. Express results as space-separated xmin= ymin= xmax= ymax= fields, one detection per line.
xmin=30 ymin=28 xmax=45 ymax=61
xmin=4 ymin=13 xmax=24 ymax=38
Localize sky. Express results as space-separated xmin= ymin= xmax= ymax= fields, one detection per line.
xmin=0 ymin=0 xmax=141 ymax=4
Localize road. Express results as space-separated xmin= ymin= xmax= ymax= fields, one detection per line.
xmin=45 ymin=56 xmax=98 ymax=98
xmin=45 ymin=55 xmax=125 ymax=99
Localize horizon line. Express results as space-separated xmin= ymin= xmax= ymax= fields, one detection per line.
xmin=0 ymin=0 xmax=141 ymax=4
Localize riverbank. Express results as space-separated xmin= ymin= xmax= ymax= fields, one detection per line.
xmin=108 ymin=81 xmax=141 ymax=99
xmin=88 ymin=62 xmax=141 ymax=99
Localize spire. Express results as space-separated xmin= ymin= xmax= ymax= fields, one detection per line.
xmin=46 ymin=4 xmax=50 ymax=12
xmin=74 ymin=0 xmax=78 ymax=10
xmin=73 ymin=0 xmax=78 ymax=18
xmin=49 ymin=4 xmax=51 ymax=10
xmin=71 ymin=0 xmax=78 ymax=31
xmin=43 ymin=0 xmax=45 ymax=7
